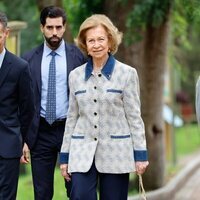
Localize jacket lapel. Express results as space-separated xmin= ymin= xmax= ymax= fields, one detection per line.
xmin=34 ymin=45 xmax=43 ymax=95
xmin=65 ymin=44 xmax=73 ymax=97
xmin=65 ymin=44 xmax=73 ymax=78
xmin=0 ymin=51 xmax=12 ymax=88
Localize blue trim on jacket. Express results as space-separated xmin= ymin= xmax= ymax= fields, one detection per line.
xmin=59 ymin=152 xmax=69 ymax=164
xmin=75 ymin=90 xmax=86 ymax=95
xmin=85 ymin=54 xmax=115 ymax=81
xmin=107 ymin=89 xmax=123 ymax=93
xmin=59 ymin=150 xmax=148 ymax=164
xmin=134 ymin=150 xmax=148 ymax=161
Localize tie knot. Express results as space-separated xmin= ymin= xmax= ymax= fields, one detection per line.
xmin=50 ymin=51 xmax=56 ymax=57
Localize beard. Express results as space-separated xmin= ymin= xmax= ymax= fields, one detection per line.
xmin=44 ymin=35 xmax=62 ymax=49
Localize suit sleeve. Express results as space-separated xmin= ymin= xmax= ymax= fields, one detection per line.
xmin=18 ymin=62 xmax=35 ymax=141
xmin=123 ymin=67 xmax=148 ymax=161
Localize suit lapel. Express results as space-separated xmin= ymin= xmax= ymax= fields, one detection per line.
xmin=65 ymin=44 xmax=73 ymax=97
xmin=34 ymin=45 xmax=43 ymax=94
xmin=65 ymin=44 xmax=73 ymax=78
xmin=0 ymin=51 xmax=12 ymax=87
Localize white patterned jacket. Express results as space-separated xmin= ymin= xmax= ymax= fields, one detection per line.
xmin=60 ymin=55 xmax=148 ymax=174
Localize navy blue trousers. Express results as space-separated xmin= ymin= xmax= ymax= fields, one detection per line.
xmin=30 ymin=118 xmax=70 ymax=200
xmin=70 ymin=162 xmax=129 ymax=200
xmin=0 ymin=157 xmax=20 ymax=200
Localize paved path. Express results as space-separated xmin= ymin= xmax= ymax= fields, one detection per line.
xmin=129 ymin=149 xmax=200 ymax=200
xmin=172 ymin=167 xmax=200 ymax=200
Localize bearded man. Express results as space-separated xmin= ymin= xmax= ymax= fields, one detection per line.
xmin=22 ymin=6 xmax=86 ymax=200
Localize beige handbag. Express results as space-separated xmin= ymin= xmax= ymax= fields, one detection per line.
xmin=138 ymin=174 xmax=147 ymax=200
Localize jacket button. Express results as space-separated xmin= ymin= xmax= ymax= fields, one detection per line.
xmin=94 ymin=137 xmax=97 ymax=141
xmin=98 ymin=74 xmax=102 ymax=77
xmin=94 ymin=86 xmax=97 ymax=89
xmin=94 ymin=112 xmax=97 ymax=116
xmin=94 ymin=99 xmax=97 ymax=102
xmin=94 ymin=125 xmax=97 ymax=128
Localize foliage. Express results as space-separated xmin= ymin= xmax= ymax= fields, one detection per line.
xmin=63 ymin=0 xmax=104 ymax=36
xmin=127 ymin=0 xmax=172 ymax=28
xmin=0 ymin=2 xmax=6 ymax=12
xmin=124 ymin=0 xmax=172 ymax=44
xmin=170 ymin=0 xmax=200 ymax=102
xmin=1 ymin=0 xmax=41 ymax=54
xmin=175 ymin=124 xmax=200 ymax=156
xmin=17 ymin=164 xmax=67 ymax=200
xmin=171 ymin=0 xmax=200 ymax=51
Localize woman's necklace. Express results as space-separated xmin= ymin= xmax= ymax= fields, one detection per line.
xmin=93 ymin=55 xmax=109 ymax=75
xmin=93 ymin=65 xmax=103 ymax=75
xmin=93 ymin=60 xmax=107 ymax=74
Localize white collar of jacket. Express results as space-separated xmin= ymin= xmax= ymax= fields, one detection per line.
xmin=85 ymin=54 xmax=115 ymax=81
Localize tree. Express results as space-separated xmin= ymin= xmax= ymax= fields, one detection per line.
xmin=170 ymin=0 xmax=200 ymax=109
xmin=102 ymin=0 xmax=172 ymax=190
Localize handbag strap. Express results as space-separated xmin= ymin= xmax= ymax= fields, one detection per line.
xmin=138 ymin=174 xmax=147 ymax=200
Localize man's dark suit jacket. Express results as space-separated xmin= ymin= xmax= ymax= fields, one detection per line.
xmin=0 ymin=50 xmax=35 ymax=158
xmin=22 ymin=43 xmax=86 ymax=149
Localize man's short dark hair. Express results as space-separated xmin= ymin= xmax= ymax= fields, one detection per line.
xmin=40 ymin=6 xmax=67 ymax=26
xmin=0 ymin=12 xmax=8 ymax=28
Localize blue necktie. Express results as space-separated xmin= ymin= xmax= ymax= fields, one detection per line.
xmin=46 ymin=51 xmax=56 ymax=124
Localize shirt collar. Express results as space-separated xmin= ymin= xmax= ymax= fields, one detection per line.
xmin=0 ymin=48 xmax=6 ymax=68
xmin=85 ymin=54 xmax=115 ymax=81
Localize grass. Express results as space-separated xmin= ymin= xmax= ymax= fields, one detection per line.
xmin=175 ymin=124 xmax=200 ymax=156
xmin=17 ymin=164 xmax=67 ymax=200
xmin=166 ymin=123 xmax=200 ymax=181
xmin=17 ymin=124 xmax=200 ymax=200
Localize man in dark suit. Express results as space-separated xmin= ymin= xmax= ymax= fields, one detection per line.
xmin=22 ymin=6 xmax=86 ymax=200
xmin=0 ymin=12 xmax=34 ymax=200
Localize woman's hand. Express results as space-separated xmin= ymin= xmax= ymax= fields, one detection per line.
xmin=135 ymin=161 xmax=149 ymax=175
xmin=60 ymin=164 xmax=71 ymax=182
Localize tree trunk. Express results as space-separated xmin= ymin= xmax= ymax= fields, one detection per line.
xmin=103 ymin=0 xmax=143 ymax=71
xmin=103 ymin=0 xmax=171 ymax=190
xmin=141 ymin=18 xmax=171 ymax=189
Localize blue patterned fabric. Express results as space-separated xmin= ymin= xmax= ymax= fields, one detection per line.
xmin=45 ymin=51 xmax=56 ymax=124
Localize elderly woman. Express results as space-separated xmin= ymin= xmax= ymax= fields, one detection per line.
xmin=60 ymin=14 xmax=149 ymax=200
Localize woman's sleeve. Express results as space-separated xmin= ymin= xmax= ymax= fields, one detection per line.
xmin=60 ymin=72 xmax=79 ymax=164
xmin=123 ymin=67 xmax=148 ymax=161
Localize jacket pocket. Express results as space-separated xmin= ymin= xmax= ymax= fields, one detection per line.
xmin=110 ymin=134 xmax=130 ymax=139
xmin=75 ymin=90 xmax=86 ymax=95
xmin=71 ymin=135 xmax=85 ymax=139
xmin=107 ymin=89 xmax=122 ymax=94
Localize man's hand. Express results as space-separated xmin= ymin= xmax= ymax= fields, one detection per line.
xmin=60 ymin=164 xmax=71 ymax=182
xmin=20 ymin=143 xmax=30 ymax=164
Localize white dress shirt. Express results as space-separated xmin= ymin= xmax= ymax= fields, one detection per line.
xmin=40 ymin=40 xmax=68 ymax=119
